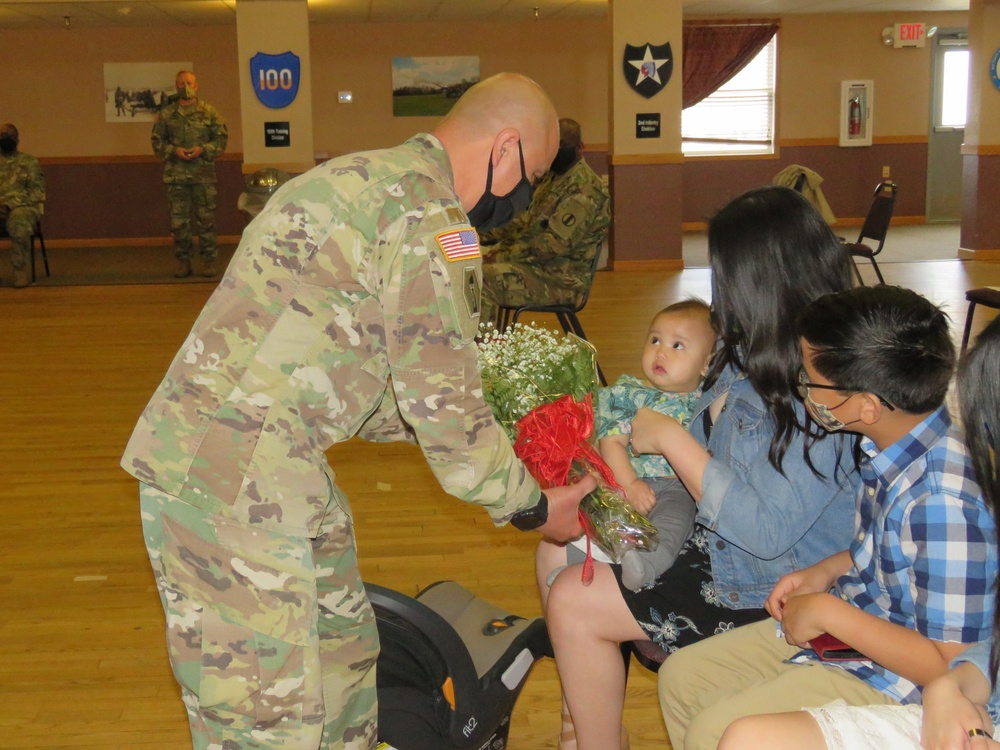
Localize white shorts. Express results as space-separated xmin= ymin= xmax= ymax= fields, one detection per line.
xmin=805 ymin=699 xmax=1000 ymax=750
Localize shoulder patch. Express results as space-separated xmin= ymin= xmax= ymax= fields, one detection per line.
xmin=436 ymin=228 xmax=481 ymax=262
xmin=444 ymin=206 xmax=467 ymax=225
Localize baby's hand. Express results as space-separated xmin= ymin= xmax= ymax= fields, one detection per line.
xmin=624 ymin=479 xmax=656 ymax=515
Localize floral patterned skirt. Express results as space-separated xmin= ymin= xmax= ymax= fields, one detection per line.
xmin=616 ymin=527 xmax=769 ymax=656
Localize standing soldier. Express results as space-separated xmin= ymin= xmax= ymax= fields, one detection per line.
xmin=152 ymin=70 xmax=228 ymax=278
xmin=0 ymin=123 xmax=45 ymax=289
xmin=123 ymin=73 xmax=594 ymax=749
xmin=478 ymin=117 xmax=611 ymax=324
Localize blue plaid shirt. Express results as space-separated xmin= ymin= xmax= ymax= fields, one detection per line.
xmin=793 ymin=406 xmax=997 ymax=704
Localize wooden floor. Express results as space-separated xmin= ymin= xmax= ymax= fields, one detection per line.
xmin=2 ymin=258 xmax=999 ymax=750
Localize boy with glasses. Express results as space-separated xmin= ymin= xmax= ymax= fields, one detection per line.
xmin=660 ymin=285 xmax=998 ymax=750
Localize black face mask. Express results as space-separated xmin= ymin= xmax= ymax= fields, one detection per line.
xmin=0 ymin=137 xmax=17 ymax=155
xmin=467 ymin=141 xmax=533 ymax=232
xmin=550 ymin=145 xmax=578 ymax=175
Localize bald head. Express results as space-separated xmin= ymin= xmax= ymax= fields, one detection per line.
xmin=432 ymin=73 xmax=559 ymax=212
xmin=0 ymin=123 xmax=18 ymax=141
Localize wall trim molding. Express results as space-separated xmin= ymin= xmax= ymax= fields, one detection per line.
xmin=612 ymin=259 xmax=685 ymax=271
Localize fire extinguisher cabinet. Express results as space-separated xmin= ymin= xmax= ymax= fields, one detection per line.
xmin=840 ymin=80 xmax=873 ymax=147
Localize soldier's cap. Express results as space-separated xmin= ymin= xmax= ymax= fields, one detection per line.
xmin=0 ymin=123 xmax=19 ymax=142
xmin=558 ymin=118 xmax=582 ymax=150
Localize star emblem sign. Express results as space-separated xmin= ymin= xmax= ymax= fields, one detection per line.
xmin=628 ymin=45 xmax=671 ymax=84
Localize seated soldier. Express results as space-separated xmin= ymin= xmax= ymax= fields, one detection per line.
xmin=479 ymin=117 xmax=610 ymax=325
xmin=0 ymin=123 xmax=45 ymax=289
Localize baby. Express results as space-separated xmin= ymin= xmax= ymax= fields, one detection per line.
xmin=595 ymin=299 xmax=716 ymax=590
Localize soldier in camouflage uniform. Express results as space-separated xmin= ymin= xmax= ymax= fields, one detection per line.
xmin=152 ymin=70 xmax=228 ymax=279
xmin=0 ymin=124 xmax=45 ymax=289
xmin=479 ymin=118 xmax=611 ymax=324
xmin=123 ymin=73 xmax=595 ymax=750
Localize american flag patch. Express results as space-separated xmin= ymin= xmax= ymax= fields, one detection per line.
xmin=436 ymin=228 xmax=480 ymax=262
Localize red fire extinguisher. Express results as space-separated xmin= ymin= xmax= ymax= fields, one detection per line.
xmin=849 ymin=97 xmax=862 ymax=136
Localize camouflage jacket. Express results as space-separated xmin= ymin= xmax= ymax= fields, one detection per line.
xmin=481 ymin=157 xmax=610 ymax=291
xmin=0 ymin=151 xmax=45 ymax=210
xmin=151 ymin=99 xmax=228 ymax=184
xmin=122 ymin=134 xmax=540 ymax=536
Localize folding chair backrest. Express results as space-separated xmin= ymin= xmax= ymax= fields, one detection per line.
xmin=856 ymin=181 xmax=897 ymax=251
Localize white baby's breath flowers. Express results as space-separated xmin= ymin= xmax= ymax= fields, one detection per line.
xmin=476 ymin=322 xmax=589 ymax=431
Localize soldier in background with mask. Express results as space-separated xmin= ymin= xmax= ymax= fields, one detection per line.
xmin=478 ymin=117 xmax=611 ymax=324
xmin=0 ymin=123 xmax=45 ymax=289
xmin=152 ymin=70 xmax=228 ymax=278
xmin=123 ymin=72 xmax=595 ymax=750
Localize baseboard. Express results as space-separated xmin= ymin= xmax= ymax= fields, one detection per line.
xmin=610 ymin=259 xmax=686 ymax=271
xmin=958 ymin=247 xmax=1000 ymax=261
xmin=40 ymin=235 xmax=243 ymax=249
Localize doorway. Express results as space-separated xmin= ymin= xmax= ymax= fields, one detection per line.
xmin=926 ymin=30 xmax=968 ymax=222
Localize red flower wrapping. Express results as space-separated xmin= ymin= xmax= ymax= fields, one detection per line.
xmin=513 ymin=394 xmax=658 ymax=584
xmin=513 ymin=394 xmax=619 ymax=490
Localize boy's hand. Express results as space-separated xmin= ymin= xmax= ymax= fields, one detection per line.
xmin=624 ymin=479 xmax=656 ymax=515
xmin=778 ymin=592 xmax=834 ymax=646
xmin=765 ymin=552 xmax=849 ymax=621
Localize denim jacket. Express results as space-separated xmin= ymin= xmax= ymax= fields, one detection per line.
xmin=690 ymin=364 xmax=859 ymax=608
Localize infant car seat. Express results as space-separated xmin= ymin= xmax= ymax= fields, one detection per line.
xmin=367 ymin=580 xmax=550 ymax=750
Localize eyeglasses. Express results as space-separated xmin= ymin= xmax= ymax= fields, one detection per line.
xmin=797 ymin=369 xmax=896 ymax=411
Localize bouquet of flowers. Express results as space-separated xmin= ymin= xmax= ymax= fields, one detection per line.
xmin=477 ymin=322 xmax=659 ymax=581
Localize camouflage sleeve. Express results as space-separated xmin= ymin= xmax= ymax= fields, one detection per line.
xmin=26 ymin=156 xmax=44 ymax=207
xmin=377 ymin=186 xmax=541 ymax=524
xmin=527 ymin=188 xmax=607 ymax=263
xmin=4 ymin=156 xmax=45 ymax=209
xmin=151 ymin=114 xmax=174 ymax=161
xmin=200 ymin=105 xmax=228 ymax=161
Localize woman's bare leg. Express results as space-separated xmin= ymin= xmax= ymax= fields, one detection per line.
xmin=719 ymin=712 xmax=828 ymax=750
xmin=536 ymin=541 xmax=580 ymax=749
xmin=535 ymin=538 xmax=569 ymax=612
xmin=546 ymin=561 xmax=648 ymax=750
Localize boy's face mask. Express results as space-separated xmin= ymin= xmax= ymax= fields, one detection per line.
xmin=797 ymin=370 xmax=860 ymax=433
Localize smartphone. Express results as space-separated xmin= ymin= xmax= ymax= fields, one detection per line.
xmin=810 ymin=633 xmax=867 ymax=662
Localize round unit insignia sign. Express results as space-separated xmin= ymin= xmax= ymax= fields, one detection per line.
xmin=251 ymin=51 xmax=301 ymax=109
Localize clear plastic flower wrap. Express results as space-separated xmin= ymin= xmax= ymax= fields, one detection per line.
xmin=477 ymin=323 xmax=659 ymax=577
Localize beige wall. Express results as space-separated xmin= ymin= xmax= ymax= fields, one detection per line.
xmin=2 ymin=9 xmax=981 ymax=244
xmin=3 ymin=25 xmax=242 ymax=157
xmin=0 ymin=11 xmax=971 ymax=159
xmin=779 ymin=11 xmax=968 ymax=142
xmin=308 ymin=19 xmax=611 ymax=157
xmin=0 ymin=19 xmax=609 ymax=159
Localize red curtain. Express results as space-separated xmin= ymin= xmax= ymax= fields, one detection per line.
xmin=683 ymin=22 xmax=779 ymax=109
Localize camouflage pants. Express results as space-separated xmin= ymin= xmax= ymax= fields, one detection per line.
xmin=4 ymin=205 xmax=39 ymax=273
xmin=480 ymin=260 xmax=580 ymax=324
xmin=167 ymin=183 xmax=218 ymax=262
xmin=140 ymin=484 xmax=379 ymax=749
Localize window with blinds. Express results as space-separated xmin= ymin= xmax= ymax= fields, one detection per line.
xmin=682 ymin=34 xmax=777 ymax=155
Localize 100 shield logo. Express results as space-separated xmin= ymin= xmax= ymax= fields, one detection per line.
xmin=250 ymin=51 xmax=301 ymax=109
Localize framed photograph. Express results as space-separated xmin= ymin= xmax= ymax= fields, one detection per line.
xmin=391 ymin=56 xmax=480 ymax=117
xmin=104 ymin=62 xmax=191 ymax=123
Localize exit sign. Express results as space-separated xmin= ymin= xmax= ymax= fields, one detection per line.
xmin=894 ymin=22 xmax=926 ymax=48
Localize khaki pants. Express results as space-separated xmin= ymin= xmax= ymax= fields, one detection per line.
xmin=659 ymin=618 xmax=899 ymax=750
